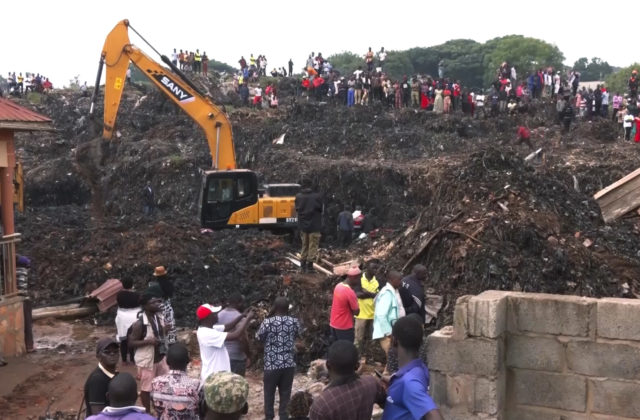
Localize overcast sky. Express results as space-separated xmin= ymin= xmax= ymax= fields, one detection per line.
xmin=0 ymin=0 xmax=632 ymax=88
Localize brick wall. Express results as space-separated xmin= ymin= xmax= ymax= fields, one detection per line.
xmin=0 ymin=295 xmax=26 ymax=357
xmin=427 ymin=291 xmax=640 ymax=420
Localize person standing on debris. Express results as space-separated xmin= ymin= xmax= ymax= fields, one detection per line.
xmin=354 ymin=260 xmax=379 ymax=357
xmin=142 ymin=182 xmax=154 ymax=216
xmin=515 ymin=126 xmax=534 ymax=150
xmin=150 ymin=266 xmax=177 ymax=345
xmin=624 ymin=108 xmax=634 ymax=141
xmin=202 ymin=52 xmax=209 ymax=75
xmin=308 ymin=340 xmax=386 ymax=420
xmin=171 ymin=48 xmax=178 ymax=67
xmin=378 ymin=47 xmax=387 ymax=71
xmin=115 ymin=278 xmax=141 ymax=363
xmin=202 ymin=372 xmax=250 ymax=420
xmin=330 ymin=267 xmax=361 ymax=343
xmin=381 ymin=317 xmax=443 ymax=420
xmin=86 ymin=373 xmax=155 ymax=420
xmin=151 ymin=343 xmax=200 ymax=420
xmin=128 ymin=289 xmax=169 ymax=413
xmin=256 ymin=297 xmax=302 ymax=420
xmin=561 ymin=95 xmax=574 ymax=133
xmin=336 ymin=205 xmax=354 ymax=247
xmin=401 ymin=265 xmax=427 ymax=322
xmin=373 ymin=270 xmax=405 ymax=373
xmin=216 ymin=293 xmax=251 ymax=376
xmin=295 ymin=179 xmax=323 ymax=273
xmin=612 ymin=92 xmax=623 ymax=122
xmin=84 ymin=337 xmax=120 ymax=418
xmin=289 ymin=59 xmax=294 ymax=77
xmin=194 ymin=49 xmax=202 ymax=73
xmin=196 ymin=303 xmax=254 ymax=383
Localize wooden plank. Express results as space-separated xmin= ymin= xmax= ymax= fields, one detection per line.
xmin=600 ymin=191 xmax=640 ymax=223
xmin=594 ymin=175 xmax=640 ymax=208
xmin=594 ymin=167 xmax=640 ymax=200
xmin=32 ymin=303 xmax=97 ymax=320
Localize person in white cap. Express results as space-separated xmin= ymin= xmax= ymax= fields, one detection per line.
xmin=329 ymin=267 xmax=360 ymax=343
xmin=196 ymin=304 xmax=254 ymax=384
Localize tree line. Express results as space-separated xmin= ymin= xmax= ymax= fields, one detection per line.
xmin=325 ymin=35 xmax=622 ymax=90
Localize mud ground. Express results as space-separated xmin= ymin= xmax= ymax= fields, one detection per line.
xmin=0 ymin=320 xmax=321 ymax=420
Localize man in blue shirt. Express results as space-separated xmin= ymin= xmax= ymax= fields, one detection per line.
xmin=382 ymin=316 xmax=443 ymax=420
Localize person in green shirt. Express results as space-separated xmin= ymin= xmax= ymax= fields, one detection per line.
xmin=353 ymin=260 xmax=379 ymax=357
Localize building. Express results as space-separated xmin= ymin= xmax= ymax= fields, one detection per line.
xmin=0 ymin=98 xmax=52 ymax=357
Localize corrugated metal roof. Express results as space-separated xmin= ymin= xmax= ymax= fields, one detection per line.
xmin=88 ymin=278 xmax=123 ymax=312
xmin=0 ymin=98 xmax=51 ymax=123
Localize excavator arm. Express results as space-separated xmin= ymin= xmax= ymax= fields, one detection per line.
xmin=92 ymin=19 xmax=236 ymax=170
xmin=91 ymin=19 xmax=299 ymax=231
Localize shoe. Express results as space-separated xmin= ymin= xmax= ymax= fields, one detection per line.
xmin=300 ymin=261 xmax=308 ymax=273
xmin=307 ymin=261 xmax=315 ymax=272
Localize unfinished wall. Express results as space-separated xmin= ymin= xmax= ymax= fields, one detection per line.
xmin=0 ymin=295 xmax=25 ymax=357
xmin=427 ymin=291 xmax=640 ymax=420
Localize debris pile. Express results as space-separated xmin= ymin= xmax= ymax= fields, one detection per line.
xmin=11 ymin=83 xmax=640 ymax=360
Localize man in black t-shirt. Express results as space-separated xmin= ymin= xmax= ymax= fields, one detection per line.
xmin=84 ymin=337 xmax=119 ymax=418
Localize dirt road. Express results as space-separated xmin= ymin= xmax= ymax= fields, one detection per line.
xmin=0 ymin=319 xmax=318 ymax=420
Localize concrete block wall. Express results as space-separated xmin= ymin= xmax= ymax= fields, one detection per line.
xmin=427 ymin=291 xmax=640 ymax=420
xmin=0 ymin=295 xmax=26 ymax=357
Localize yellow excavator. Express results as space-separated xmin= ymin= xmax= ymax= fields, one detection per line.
xmin=90 ymin=19 xmax=299 ymax=230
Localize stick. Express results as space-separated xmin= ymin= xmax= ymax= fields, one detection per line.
xmin=445 ymin=229 xmax=486 ymax=245
xmin=403 ymin=212 xmax=462 ymax=271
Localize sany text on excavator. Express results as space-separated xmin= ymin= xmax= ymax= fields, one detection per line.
xmin=89 ymin=19 xmax=299 ymax=230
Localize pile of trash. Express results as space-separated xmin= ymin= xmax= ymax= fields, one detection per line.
xmin=11 ymin=84 xmax=640 ymax=360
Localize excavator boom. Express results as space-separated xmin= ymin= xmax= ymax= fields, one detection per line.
xmin=91 ymin=20 xmax=299 ymax=230
xmin=96 ymin=19 xmax=235 ymax=170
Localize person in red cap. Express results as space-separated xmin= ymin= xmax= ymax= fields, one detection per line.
xmin=196 ymin=303 xmax=254 ymax=384
xmin=329 ymin=267 xmax=361 ymax=343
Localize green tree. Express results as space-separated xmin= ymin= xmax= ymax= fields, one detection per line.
xmin=207 ymin=59 xmax=236 ymax=74
xmin=605 ymin=63 xmax=640 ymax=95
xmin=482 ymin=35 xmax=564 ymax=85
xmin=573 ymin=57 xmax=613 ymax=81
xmin=327 ymin=52 xmax=364 ymax=76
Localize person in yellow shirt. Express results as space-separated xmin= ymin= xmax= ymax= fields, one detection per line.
xmin=354 ymin=260 xmax=380 ymax=356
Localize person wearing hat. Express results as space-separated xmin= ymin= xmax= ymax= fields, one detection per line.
xmin=329 ymin=267 xmax=360 ymax=343
xmin=128 ymin=289 xmax=169 ymax=413
xmin=83 ymin=337 xmax=120 ymax=418
xmin=86 ymin=373 xmax=155 ymax=420
xmin=196 ymin=303 xmax=254 ymax=384
xmin=150 ymin=266 xmax=177 ymax=345
xmin=202 ymin=372 xmax=249 ymax=419
xmin=373 ymin=270 xmax=406 ymax=374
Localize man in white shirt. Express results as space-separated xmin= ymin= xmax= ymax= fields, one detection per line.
xmin=378 ymin=47 xmax=387 ymax=71
xmin=196 ymin=303 xmax=254 ymax=384
xmin=171 ymin=48 xmax=178 ymax=67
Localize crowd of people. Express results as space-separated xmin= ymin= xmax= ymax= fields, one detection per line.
xmin=3 ymin=71 xmax=53 ymax=97
xmin=86 ymin=205 xmax=442 ymax=420
xmin=227 ymin=47 xmax=640 ymax=143
xmin=170 ymin=48 xmax=209 ymax=75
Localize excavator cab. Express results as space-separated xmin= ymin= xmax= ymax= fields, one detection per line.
xmin=200 ymin=170 xmax=259 ymax=229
